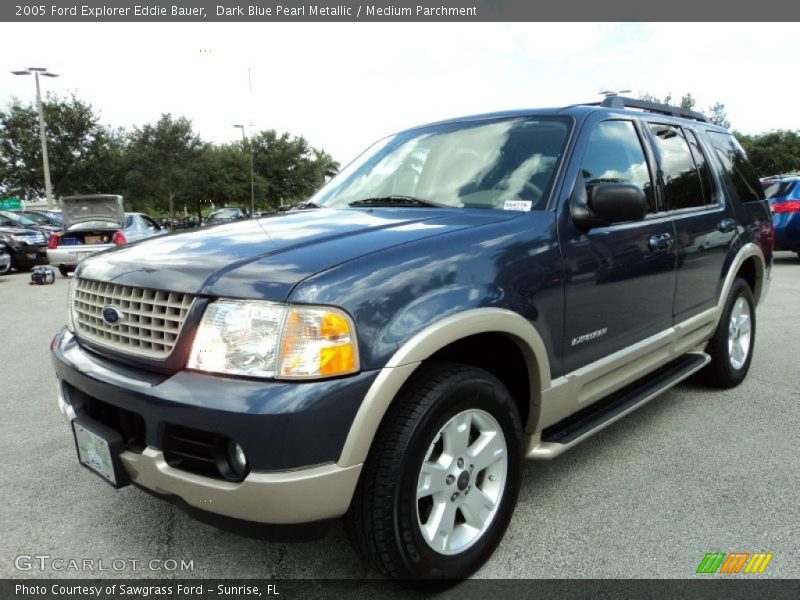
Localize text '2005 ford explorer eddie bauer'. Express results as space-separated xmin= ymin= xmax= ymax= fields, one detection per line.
xmin=52 ymin=96 xmax=773 ymax=583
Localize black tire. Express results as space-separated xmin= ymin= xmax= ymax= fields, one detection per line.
xmin=700 ymin=277 xmax=756 ymax=388
xmin=59 ymin=266 xmax=72 ymax=277
xmin=344 ymin=362 xmax=523 ymax=584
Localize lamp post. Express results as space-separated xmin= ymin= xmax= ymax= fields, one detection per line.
xmin=12 ymin=67 xmax=58 ymax=210
xmin=233 ymin=124 xmax=255 ymax=216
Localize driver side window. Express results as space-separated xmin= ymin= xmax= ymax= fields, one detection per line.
xmin=581 ymin=120 xmax=656 ymax=214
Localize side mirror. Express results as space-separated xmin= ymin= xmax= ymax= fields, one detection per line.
xmin=570 ymin=175 xmax=647 ymax=230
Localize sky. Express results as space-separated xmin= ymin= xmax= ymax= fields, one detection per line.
xmin=1 ymin=22 xmax=798 ymax=165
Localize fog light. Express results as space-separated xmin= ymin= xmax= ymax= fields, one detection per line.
xmin=226 ymin=440 xmax=248 ymax=478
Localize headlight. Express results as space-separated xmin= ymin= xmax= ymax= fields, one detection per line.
xmin=187 ymin=300 xmax=359 ymax=380
xmin=66 ymin=277 xmax=77 ymax=332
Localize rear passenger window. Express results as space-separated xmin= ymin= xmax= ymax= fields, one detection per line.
xmin=706 ymin=131 xmax=765 ymax=203
xmin=581 ymin=120 xmax=656 ymax=213
xmin=684 ymin=130 xmax=716 ymax=205
xmin=649 ymin=124 xmax=704 ymax=210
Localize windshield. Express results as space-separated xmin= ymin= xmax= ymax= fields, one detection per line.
xmin=210 ymin=208 xmax=243 ymax=219
xmin=3 ymin=211 xmax=37 ymax=226
xmin=22 ymin=212 xmax=58 ymax=225
xmin=70 ymin=220 xmax=123 ymax=231
xmin=311 ymin=117 xmax=571 ymax=210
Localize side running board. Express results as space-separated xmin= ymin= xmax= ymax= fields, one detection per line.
xmin=527 ymin=352 xmax=710 ymax=459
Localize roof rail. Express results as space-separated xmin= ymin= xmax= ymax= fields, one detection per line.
xmin=585 ymin=95 xmax=709 ymax=123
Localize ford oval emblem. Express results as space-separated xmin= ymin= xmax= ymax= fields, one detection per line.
xmin=102 ymin=306 xmax=124 ymax=326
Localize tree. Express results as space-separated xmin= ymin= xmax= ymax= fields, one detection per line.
xmin=638 ymin=91 xmax=733 ymax=127
xmin=0 ymin=93 xmax=118 ymax=200
xmin=250 ymin=130 xmax=339 ymax=208
xmin=736 ymin=130 xmax=800 ymax=176
xmin=123 ymin=114 xmax=205 ymax=218
xmin=638 ymin=91 xmax=697 ymax=111
xmin=707 ymin=102 xmax=731 ymax=129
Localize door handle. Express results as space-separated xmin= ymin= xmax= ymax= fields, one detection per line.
xmin=648 ymin=233 xmax=673 ymax=252
xmin=717 ymin=218 xmax=736 ymax=233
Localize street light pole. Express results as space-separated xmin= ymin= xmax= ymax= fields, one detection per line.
xmin=233 ymin=124 xmax=255 ymax=216
xmin=12 ymin=67 xmax=58 ymax=210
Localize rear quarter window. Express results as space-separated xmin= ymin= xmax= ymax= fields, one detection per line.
xmin=706 ymin=131 xmax=765 ymax=203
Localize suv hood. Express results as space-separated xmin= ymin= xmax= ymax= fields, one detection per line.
xmin=78 ymin=207 xmax=521 ymax=301
xmin=61 ymin=195 xmax=124 ymax=229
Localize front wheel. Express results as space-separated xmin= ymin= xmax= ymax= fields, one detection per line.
xmin=700 ymin=277 xmax=756 ymax=388
xmin=345 ymin=363 xmax=523 ymax=583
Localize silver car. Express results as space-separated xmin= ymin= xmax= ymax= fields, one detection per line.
xmin=47 ymin=195 xmax=167 ymax=276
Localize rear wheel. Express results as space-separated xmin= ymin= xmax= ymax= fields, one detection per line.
xmin=59 ymin=266 xmax=73 ymax=277
xmin=700 ymin=277 xmax=755 ymax=388
xmin=345 ymin=363 xmax=523 ymax=584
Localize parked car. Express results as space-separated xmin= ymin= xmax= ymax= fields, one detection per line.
xmin=206 ymin=206 xmax=248 ymax=225
xmin=13 ymin=209 xmax=64 ymax=229
xmin=0 ymin=242 xmax=10 ymax=274
xmin=0 ymin=209 xmax=60 ymax=235
xmin=52 ymin=97 xmax=772 ymax=583
xmin=761 ymin=174 xmax=800 ymax=257
xmin=46 ymin=194 xmax=167 ymax=276
xmin=0 ymin=225 xmax=48 ymax=272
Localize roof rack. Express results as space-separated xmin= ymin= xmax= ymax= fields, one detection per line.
xmin=585 ymin=95 xmax=709 ymax=123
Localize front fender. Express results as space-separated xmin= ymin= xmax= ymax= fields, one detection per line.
xmin=336 ymin=307 xmax=551 ymax=468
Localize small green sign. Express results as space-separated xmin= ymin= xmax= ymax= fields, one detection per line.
xmin=0 ymin=197 xmax=22 ymax=210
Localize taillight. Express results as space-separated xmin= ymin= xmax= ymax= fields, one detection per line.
xmin=47 ymin=233 xmax=59 ymax=249
xmin=112 ymin=231 xmax=127 ymax=246
xmin=771 ymin=200 xmax=800 ymax=213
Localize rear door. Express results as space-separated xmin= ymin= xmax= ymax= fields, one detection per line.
xmin=645 ymin=123 xmax=737 ymax=321
xmin=559 ymin=115 xmax=677 ymax=373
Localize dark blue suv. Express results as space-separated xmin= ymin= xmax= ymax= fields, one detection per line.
xmin=51 ymin=96 xmax=773 ymax=582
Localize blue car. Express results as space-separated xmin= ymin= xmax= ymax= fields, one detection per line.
xmin=762 ymin=175 xmax=800 ymax=256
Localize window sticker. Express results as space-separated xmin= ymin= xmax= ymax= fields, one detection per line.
xmin=503 ymin=200 xmax=532 ymax=211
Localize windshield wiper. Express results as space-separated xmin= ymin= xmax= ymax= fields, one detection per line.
xmin=348 ymin=195 xmax=448 ymax=208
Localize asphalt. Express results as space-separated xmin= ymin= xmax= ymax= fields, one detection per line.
xmin=0 ymin=254 xmax=798 ymax=583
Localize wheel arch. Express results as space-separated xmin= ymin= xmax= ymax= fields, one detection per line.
xmin=717 ymin=243 xmax=767 ymax=316
xmin=337 ymin=308 xmax=551 ymax=468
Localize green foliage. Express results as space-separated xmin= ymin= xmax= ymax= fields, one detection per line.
xmin=638 ymin=91 xmax=730 ymax=125
xmin=0 ymin=93 xmax=119 ymax=200
xmin=0 ymin=92 xmax=339 ymax=215
xmin=123 ymin=114 xmax=205 ymax=217
xmin=736 ymin=130 xmax=800 ymax=177
xmin=707 ymin=102 xmax=731 ymax=129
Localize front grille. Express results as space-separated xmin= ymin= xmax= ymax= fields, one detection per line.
xmin=73 ymin=278 xmax=195 ymax=359
xmin=83 ymin=394 xmax=146 ymax=453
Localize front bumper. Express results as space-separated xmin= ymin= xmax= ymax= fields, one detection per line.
xmin=52 ymin=327 xmax=375 ymax=528
xmin=12 ymin=243 xmax=48 ymax=268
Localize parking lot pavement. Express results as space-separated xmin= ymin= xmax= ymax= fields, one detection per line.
xmin=0 ymin=255 xmax=798 ymax=580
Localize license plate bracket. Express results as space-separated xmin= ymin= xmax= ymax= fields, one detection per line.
xmin=72 ymin=417 xmax=130 ymax=489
